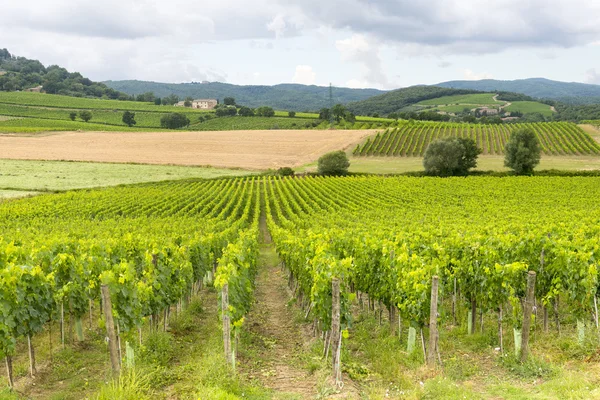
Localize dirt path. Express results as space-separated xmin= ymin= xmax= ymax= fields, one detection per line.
xmin=244 ymin=217 xmax=318 ymax=398
xmin=242 ymin=216 xmax=358 ymax=398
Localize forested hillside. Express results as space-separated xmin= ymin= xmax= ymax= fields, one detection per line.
xmin=104 ymin=80 xmax=385 ymax=111
xmin=0 ymin=48 xmax=129 ymax=99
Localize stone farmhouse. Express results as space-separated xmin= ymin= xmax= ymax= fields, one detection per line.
xmin=176 ymin=99 xmax=218 ymax=110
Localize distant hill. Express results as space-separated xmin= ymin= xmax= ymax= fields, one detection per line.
xmin=0 ymin=48 xmax=130 ymax=100
xmin=103 ymin=80 xmax=385 ymax=111
xmin=345 ymin=86 xmax=480 ymax=116
xmin=437 ymin=78 xmax=600 ymax=104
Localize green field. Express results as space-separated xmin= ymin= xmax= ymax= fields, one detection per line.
xmin=418 ymin=93 xmax=501 ymax=106
xmin=0 ymin=159 xmax=253 ymax=191
xmin=505 ymin=101 xmax=554 ymax=116
xmin=0 ymin=91 xmax=206 ymax=113
xmin=0 ymin=92 xmax=397 ymax=133
xmin=354 ymin=121 xmax=600 ymax=156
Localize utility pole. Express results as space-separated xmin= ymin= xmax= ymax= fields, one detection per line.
xmin=329 ymin=83 xmax=334 ymax=129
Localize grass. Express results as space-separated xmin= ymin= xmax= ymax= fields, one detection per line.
xmin=0 ymin=117 xmax=166 ymax=133
xmin=0 ymin=159 xmax=254 ymax=191
xmin=7 ymin=293 xmax=271 ymax=400
xmin=189 ymin=116 xmax=315 ymax=131
xmin=506 ymin=101 xmax=554 ymax=117
xmin=417 ymin=93 xmax=501 ymax=106
xmin=0 ymin=189 xmax=38 ymax=199
xmin=0 ymin=91 xmax=210 ymax=113
xmin=297 ymin=155 xmax=600 ymax=175
xmin=341 ymin=305 xmax=600 ymax=399
xmin=343 ymin=155 xmax=600 ymax=174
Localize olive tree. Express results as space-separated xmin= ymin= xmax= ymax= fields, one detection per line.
xmin=318 ymin=151 xmax=350 ymax=176
xmin=423 ymin=137 xmax=481 ymax=176
xmin=504 ymin=128 xmax=541 ymax=175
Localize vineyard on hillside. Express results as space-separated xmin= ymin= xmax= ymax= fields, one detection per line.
xmin=3 ymin=176 xmax=600 ymax=395
xmin=353 ymin=121 xmax=600 ymax=156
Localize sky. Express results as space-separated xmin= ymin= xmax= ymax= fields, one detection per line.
xmin=1 ymin=0 xmax=600 ymax=90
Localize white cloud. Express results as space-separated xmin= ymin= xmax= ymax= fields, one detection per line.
xmin=585 ymin=69 xmax=600 ymax=85
xmin=292 ymin=65 xmax=316 ymax=85
xmin=336 ymin=34 xmax=389 ymax=88
xmin=267 ymin=15 xmax=287 ymax=38
xmin=463 ymin=69 xmax=494 ymax=80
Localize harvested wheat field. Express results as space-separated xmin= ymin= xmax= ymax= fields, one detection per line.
xmin=0 ymin=130 xmax=375 ymax=169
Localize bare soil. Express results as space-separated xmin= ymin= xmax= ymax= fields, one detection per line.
xmin=0 ymin=130 xmax=375 ymax=170
xmin=242 ymin=217 xmax=359 ymax=398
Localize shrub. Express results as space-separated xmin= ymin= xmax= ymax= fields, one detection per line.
xmin=318 ymin=151 xmax=350 ymax=176
xmin=122 ymin=111 xmax=136 ymax=127
xmin=79 ymin=110 xmax=92 ymax=122
xmin=215 ymin=106 xmax=237 ymax=117
xmin=237 ymin=106 xmax=254 ymax=117
xmin=288 ymin=111 xmax=296 ymax=118
xmin=504 ymin=127 xmax=541 ymax=175
xmin=256 ymin=106 xmax=275 ymax=117
xmin=160 ymin=113 xmax=190 ymax=129
xmin=423 ymin=137 xmax=481 ymax=176
xmin=69 ymin=111 xmax=77 ymax=121
xmin=277 ymin=167 xmax=294 ymax=176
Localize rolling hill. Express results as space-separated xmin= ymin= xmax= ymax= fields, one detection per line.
xmin=437 ymin=78 xmax=600 ymax=104
xmin=103 ymin=80 xmax=385 ymax=111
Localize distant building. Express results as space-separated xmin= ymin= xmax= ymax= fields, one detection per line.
xmin=24 ymin=85 xmax=43 ymax=93
xmin=478 ymin=107 xmax=499 ymax=116
xmin=175 ymin=99 xmax=218 ymax=110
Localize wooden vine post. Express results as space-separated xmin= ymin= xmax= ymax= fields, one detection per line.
xmin=222 ymin=283 xmax=233 ymax=367
xmin=427 ymin=276 xmax=439 ymax=367
xmin=521 ymin=271 xmax=536 ymax=362
xmin=100 ymin=285 xmax=120 ymax=375
xmin=331 ymin=278 xmax=342 ymax=386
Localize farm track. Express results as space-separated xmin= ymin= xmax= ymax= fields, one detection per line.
xmin=241 ymin=215 xmax=359 ymax=399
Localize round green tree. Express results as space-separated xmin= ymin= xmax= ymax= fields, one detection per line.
xmin=160 ymin=113 xmax=190 ymax=129
xmin=423 ymin=137 xmax=481 ymax=176
xmin=504 ymin=128 xmax=541 ymax=175
xmin=318 ymin=151 xmax=350 ymax=176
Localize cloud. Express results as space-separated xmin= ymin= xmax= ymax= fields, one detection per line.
xmin=336 ymin=34 xmax=389 ymax=88
xmin=278 ymin=0 xmax=600 ymax=54
xmin=585 ymin=69 xmax=600 ymax=85
xmin=438 ymin=61 xmax=452 ymax=68
xmin=463 ymin=69 xmax=494 ymax=80
xmin=292 ymin=65 xmax=316 ymax=85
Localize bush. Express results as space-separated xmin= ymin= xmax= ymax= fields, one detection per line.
xmin=69 ymin=111 xmax=77 ymax=121
xmin=160 ymin=113 xmax=190 ymax=129
xmin=215 ymin=106 xmax=237 ymax=117
xmin=277 ymin=167 xmax=294 ymax=176
xmin=504 ymin=127 xmax=541 ymax=175
xmin=79 ymin=110 xmax=92 ymax=122
xmin=237 ymin=106 xmax=254 ymax=117
xmin=122 ymin=111 xmax=136 ymax=127
xmin=318 ymin=151 xmax=350 ymax=176
xmin=256 ymin=106 xmax=275 ymax=117
xmin=423 ymin=137 xmax=481 ymax=176
xmin=288 ymin=111 xmax=296 ymax=118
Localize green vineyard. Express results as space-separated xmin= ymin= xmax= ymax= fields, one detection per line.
xmin=3 ymin=175 xmax=600 ymax=396
xmin=353 ymin=121 xmax=600 ymax=156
